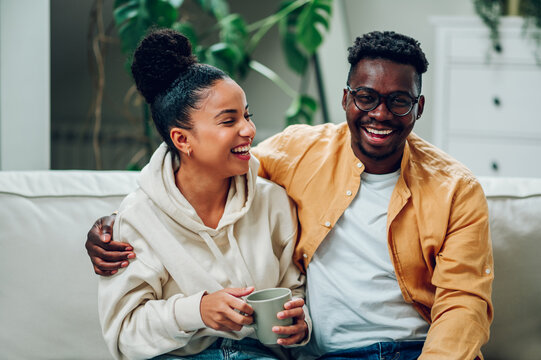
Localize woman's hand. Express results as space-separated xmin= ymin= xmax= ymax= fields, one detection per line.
xmin=272 ymin=298 xmax=308 ymax=345
xmin=85 ymin=214 xmax=135 ymax=276
xmin=200 ymin=287 xmax=255 ymax=332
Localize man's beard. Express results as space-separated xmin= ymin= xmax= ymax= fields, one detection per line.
xmin=357 ymin=140 xmax=398 ymax=161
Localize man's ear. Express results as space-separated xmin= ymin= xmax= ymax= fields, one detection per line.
xmin=342 ymin=88 xmax=348 ymax=111
xmin=416 ymin=95 xmax=425 ymax=119
xmin=170 ymin=127 xmax=191 ymax=156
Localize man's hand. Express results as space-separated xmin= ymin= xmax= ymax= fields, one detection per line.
xmin=272 ymin=298 xmax=308 ymax=345
xmin=200 ymin=287 xmax=255 ymax=332
xmin=85 ymin=214 xmax=135 ymax=276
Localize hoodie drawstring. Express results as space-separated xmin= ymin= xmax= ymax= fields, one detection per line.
xmin=226 ymin=225 xmax=255 ymax=287
xmin=198 ymin=230 xmax=248 ymax=288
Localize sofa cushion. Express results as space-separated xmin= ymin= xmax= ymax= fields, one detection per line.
xmin=479 ymin=177 xmax=541 ymax=360
xmin=0 ymin=171 xmax=138 ymax=360
xmin=1 ymin=171 xmax=539 ymax=359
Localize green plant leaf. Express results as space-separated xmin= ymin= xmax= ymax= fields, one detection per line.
xmin=296 ymin=0 xmax=333 ymax=54
xmin=282 ymin=33 xmax=308 ymax=74
xmin=249 ymin=60 xmax=297 ymax=99
xmin=169 ymin=0 xmax=184 ymax=8
xmin=195 ymin=45 xmax=207 ymax=63
xmin=217 ymin=14 xmax=251 ymax=78
xmin=116 ymin=17 xmax=149 ymax=54
xmin=473 ymin=0 xmax=503 ymax=52
xmin=172 ymin=21 xmax=198 ymax=49
xmin=114 ymin=0 xmax=179 ymax=56
xmin=285 ymin=94 xmax=317 ymax=125
xmin=113 ymin=0 xmax=139 ymax=26
xmin=220 ymin=14 xmax=248 ymax=50
xmin=204 ymin=43 xmax=243 ymax=76
xmin=147 ymin=0 xmax=178 ymax=27
xmin=278 ymin=0 xmax=309 ymax=74
xmin=193 ymin=0 xmax=229 ymax=19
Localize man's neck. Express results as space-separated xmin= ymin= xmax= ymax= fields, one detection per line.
xmin=355 ymin=151 xmax=403 ymax=175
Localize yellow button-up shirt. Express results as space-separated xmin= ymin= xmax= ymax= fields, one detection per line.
xmin=252 ymin=122 xmax=493 ymax=360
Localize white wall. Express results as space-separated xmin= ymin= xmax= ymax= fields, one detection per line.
xmin=0 ymin=0 xmax=50 ymax=170
xmin=0 ymin=0 xmax=482 ymax=169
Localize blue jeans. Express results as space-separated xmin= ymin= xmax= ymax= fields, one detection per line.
xmin=150 ymin=337 xmax=280 ymax=359
xmin=318 ymin=341 xmax=424 ymax=360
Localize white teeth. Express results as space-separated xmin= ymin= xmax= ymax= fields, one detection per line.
xmin=231 ymin=145 xmax=251 ymax=153
xmin=366 ymin=128 xmax=392 ymax=135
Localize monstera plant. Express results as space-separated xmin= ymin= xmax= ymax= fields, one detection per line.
xmin=89 ymin=0 xmax=333 ymax=169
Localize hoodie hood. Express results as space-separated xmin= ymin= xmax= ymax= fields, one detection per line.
xmin=137 ymin=143 xmax=259 ymax=287
xmin=138 ymin=142 xmax=259 ymax=235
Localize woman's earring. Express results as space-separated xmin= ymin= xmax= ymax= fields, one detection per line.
xmin=187 ymin=149 xmax=191 ymax=157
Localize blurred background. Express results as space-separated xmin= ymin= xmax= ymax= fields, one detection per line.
xmin=1 ymin=0 xmax=540 ymax=176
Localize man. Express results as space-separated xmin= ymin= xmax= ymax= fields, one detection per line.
xmin=86 ymin=31 xmax=493 ymax=359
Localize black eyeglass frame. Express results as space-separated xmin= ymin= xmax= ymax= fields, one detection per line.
xmin=346 ymin=85 xmax=421 ymax=117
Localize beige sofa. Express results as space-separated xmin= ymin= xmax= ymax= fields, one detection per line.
xmin=1 ymin=170 xmax=540 ymax=359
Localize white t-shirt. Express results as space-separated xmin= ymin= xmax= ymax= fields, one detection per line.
xmin=304 ymin=170 xmax=428 ymax=356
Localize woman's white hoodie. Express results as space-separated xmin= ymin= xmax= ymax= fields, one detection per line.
xmin=98 ymin=143 xmax=308 ymax=359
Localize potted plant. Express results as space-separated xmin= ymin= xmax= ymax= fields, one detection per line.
xmin=89 ymin=0 xmax=333 ymax=169
xmin=473 ymin=0 xmax=541 ymax=52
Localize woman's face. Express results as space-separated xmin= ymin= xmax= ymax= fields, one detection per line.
xmin=185 ymin=78 xmax=256 ymax=179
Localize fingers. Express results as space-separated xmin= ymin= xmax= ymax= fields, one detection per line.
xmin=277 ymin=298 xmax=305 ymax=321
xmin=273 ymin=298 xmax=308 ymax=345
xmin=86 ymin=214 xmax=134 ymax=276
xmin=273 ymin=320 xmax=308 ymax=346
xmin=89 ymin=245 xmax=134 ymax=274
xmin=200 ymin=290 xmax=255 ymax=332
xmin=101 ymin=213 xmax=117 ymax=232
xmin=87 ymin=215 xmax=117 ymax=245
xmin=284 ymin=298 xmax=305 ymax=310
xmin=225 ymin=286 xmax=254 ymax=298
xmin=92 ymin=256 xmax=127 ymax=272
xmin=206 ymin=316 xmax=248 ymax=332
xmin=93 ymin=265 xmax=118 ymax=276
xmin=218 ymin=292 xmax=254 ymax=324
xmin=92 ymin=241 xmax=134 ymax=259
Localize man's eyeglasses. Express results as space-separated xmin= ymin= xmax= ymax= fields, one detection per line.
xmin=346 ymin=85 xmax=420 ymax=117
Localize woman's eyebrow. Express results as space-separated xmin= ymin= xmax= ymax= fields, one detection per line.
xmin=214 ymin=104 xmax=249 ymax=118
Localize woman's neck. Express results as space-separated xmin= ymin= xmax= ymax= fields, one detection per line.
xmin=175 ymin=166 xmax=231 ymax=229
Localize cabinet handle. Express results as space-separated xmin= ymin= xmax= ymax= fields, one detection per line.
xmin=493 ymin=97 xmax=501 ymax=106
xmin=491 ymin=161 xmax=499 ymax=172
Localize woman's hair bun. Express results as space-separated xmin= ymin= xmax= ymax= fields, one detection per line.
xmin=131 ymin=28 xmax=197 ymax=103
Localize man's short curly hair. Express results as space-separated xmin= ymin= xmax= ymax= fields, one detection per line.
xmin=347 ymin=31 xmax=429 ymax=93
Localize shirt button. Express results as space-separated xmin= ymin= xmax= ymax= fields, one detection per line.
xmin=485 ymin=268 xmax=491 ymax=275
xmin=303 ymin=254 xmax=308 ymax=259
xmin=346 ymin=190 xmax=352 ymax=196
xmin=357 ymin=163 xmax=362 ymax=168
xmin=324 ymin=221 xmax=331 ymax=227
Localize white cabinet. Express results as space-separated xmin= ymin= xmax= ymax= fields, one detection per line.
xmin=431 ymin=16 xmax=541 ymax=177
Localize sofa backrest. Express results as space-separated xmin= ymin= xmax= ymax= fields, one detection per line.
xmin=0 ymin=171 xmax=540 ymax=359
xmin=478 ymin=177 xmax=541 ymax=360
xmin=0 ymin=171 xmax=138 ymax=360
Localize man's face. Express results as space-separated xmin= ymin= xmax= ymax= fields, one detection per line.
xmin=342 ymin=58 xmax=424 ymax=174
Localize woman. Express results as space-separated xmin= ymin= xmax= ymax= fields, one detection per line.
xmin=98 ymin=29 xmax=309 ymax=360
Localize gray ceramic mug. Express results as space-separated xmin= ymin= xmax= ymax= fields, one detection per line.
xmin=245 ymin=287 xmax=293 ymax=344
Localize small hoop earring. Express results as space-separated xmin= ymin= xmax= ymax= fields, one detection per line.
xmin=187 ymin=149 xmax=191 ymax=157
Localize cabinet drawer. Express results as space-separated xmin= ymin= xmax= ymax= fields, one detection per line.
xmin=449 ymin=30 xmax=536 ymax=64
xmin=448 ymin=66 xmax=541 ymax=137
xmin=448 ymin=137 xmax=541 ymax=177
